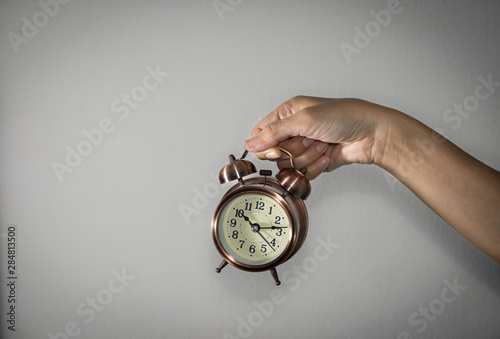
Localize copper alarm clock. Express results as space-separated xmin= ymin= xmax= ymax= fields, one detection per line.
xmin=211 ymin=148 xmax=310 ymax=285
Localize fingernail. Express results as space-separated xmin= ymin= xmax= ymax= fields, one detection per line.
xmin=318 ymin=156 xmax=330 ymax=168
xmin=265 ymin=150 xmax=280 ymax=159
xmin=245 ymin=136 xmax=260 ymax=149
xmin=316 ymin=142 xmax=328 ymax=153
xmin=303 ymin=138 xmax=315 ymax=148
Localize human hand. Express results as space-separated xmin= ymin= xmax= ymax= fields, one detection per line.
xmin=245 ymin=96 xmax=500 ymax=263
xmin=244 ymin=96 xmax=391 ymax=180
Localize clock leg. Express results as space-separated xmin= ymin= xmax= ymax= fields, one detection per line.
xmin=215 ymin=260 xmax=228 ymax=273
xmin=270 ymin=268 xmax=281 ymax=286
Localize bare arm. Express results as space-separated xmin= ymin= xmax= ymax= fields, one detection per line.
xmin=376 ymin=109 xmax=500 ymax=262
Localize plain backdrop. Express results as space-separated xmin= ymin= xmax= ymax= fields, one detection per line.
xmin=1 ymin=0 xmax=499 ymax=338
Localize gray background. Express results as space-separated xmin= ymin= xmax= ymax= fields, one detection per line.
xmin=1 ymin=0 xmax=499 ymax=338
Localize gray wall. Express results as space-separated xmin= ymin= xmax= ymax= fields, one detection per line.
xmin=1 ymin=0 xmax=499 ymax=338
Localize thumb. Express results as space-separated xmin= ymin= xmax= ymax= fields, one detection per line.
xmin=245 ymin=112 xmax=305 ymax=152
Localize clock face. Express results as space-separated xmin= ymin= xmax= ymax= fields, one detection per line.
xmin=216 ymin=191 xmax=292 ymax=267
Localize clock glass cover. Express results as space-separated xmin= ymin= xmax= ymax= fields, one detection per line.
xmin=216 ymin=191 xmax=292 ymax=267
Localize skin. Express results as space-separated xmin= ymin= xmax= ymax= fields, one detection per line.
xmin=245 ymin=96 xmax=500 ymax=263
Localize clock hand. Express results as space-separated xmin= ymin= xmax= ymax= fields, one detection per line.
xmin=259 ymin=226 xmax=287 ymax=229
xmin=241 ymin=212 xmax=276 ymax=251
xmin=242 ymin=213 xmax=254 ymax=225
xmin=256 ymin=231 xmax=276 ymax=252
xmin=242 ymin=213 xmax=262 ymax=236
xmin=242 ymin=213 xmax=260 ymax=228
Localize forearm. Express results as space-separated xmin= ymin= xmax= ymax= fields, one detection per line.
xmin=375 ymin=109 xmax=500 ymax=263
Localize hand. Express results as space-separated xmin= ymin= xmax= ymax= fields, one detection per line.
xmin=244 ymin=96 xmax=392 ymax=180
xmin=244 ymin=96 xmax=500 ymax=263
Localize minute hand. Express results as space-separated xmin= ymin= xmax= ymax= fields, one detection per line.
xmin=256 ymin=231 xmax=276 ymax=252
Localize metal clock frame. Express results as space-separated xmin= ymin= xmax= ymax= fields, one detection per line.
xmin=212 ymin=176 xmax=308 ymax=285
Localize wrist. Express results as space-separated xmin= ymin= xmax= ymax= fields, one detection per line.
xmin=371 ymin=106 xmax=403 ymax=171
xmin=372 ymin=106 xmax=445 ymax=178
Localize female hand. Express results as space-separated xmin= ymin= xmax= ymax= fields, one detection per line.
xmin=245 ymin=96 xmax=392 ymax=180
xmin=246 ymin=95 xmax=500 ymax=263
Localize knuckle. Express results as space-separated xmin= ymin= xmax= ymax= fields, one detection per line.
xmin=291 ymin=95 xmax=306 ymax=102
xmin=295 ymin=108 xmax=316 ymax=134
xmin=278 ymin=105 xmax=294 ymax=119
xmin=251 ymin=127 xmax=262 ymax=137
xmin=297 ymin=107 xmax=313 ymax=120
xmin=260 ymin=124 xmax=277 ymax=141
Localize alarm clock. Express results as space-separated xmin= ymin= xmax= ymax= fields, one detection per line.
xmin=211 ymin=148 xmax=310 ymax=285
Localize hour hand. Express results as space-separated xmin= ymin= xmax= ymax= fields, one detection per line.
xmin=242 ymin=214 xmax=257 ymax=227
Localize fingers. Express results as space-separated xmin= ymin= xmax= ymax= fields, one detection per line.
xmin=245 ymin=112 xmax=305 ymax=152
xmin=250 ymin=96 xmax=331 ymax=138
xmin=245 ymin=96 xmax=337 ymax=180
xmin=254 ymin=146 xmax=282 ymax=161
xmin=323 ymin=143 xmax=349 ymax=172
xmin=247 ymin=96 xmax=333 ymax=153
xmin=304 ymin=156 xmax=330 ymax=180
xmin=276 ymin=137 xmax=311 ymax=158
xmin=250 ymin=101 xmax=294 ymax=137
xmin=254 ymin=137 xmax=310 ymax=161
xmin=277 ymin=141 xmax=330 ymax=180
xmin=253 ymin=136 xmax=331 ymax=180
xmin=277 ymin=140 xmax=328 ymax=170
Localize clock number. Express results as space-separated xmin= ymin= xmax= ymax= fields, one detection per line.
xmin=268 ymin=206 xmax=273 ymax=215
xmin=276 ymin=228 xmax=283 ymax=236
xmin=260 ymin=244 xmax=267 ymax=253
xmin=275 ymin=216 xmax=281 ymax=224
xmin=270 ymin=238 xmax=276 ymax=247
xmin=239 ymin=240 xmax=245 ymax=248
xmin=230 ymin=219 xmax=237 ymax=227
xmin=249 ymin=245 xmax=256 ymax=253
xmin=235 ymin=209 xmax=244 ymax=218
xmin=245 ymin=202 xmax=252 ymax=211
xmin=232 ymin=230 xmax=238 ymax=239
xmin=256 ymin=201 xmax=265 ymax=210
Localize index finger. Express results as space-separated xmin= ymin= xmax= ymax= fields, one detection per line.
xmin=250 ymin=96 xmax=331 ymax=137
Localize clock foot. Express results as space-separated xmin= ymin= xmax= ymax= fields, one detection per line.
xmin=215 ymin=260 xmax=228 ymax=273
xmin=270 ymin=268 xmax=281 ymax=286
